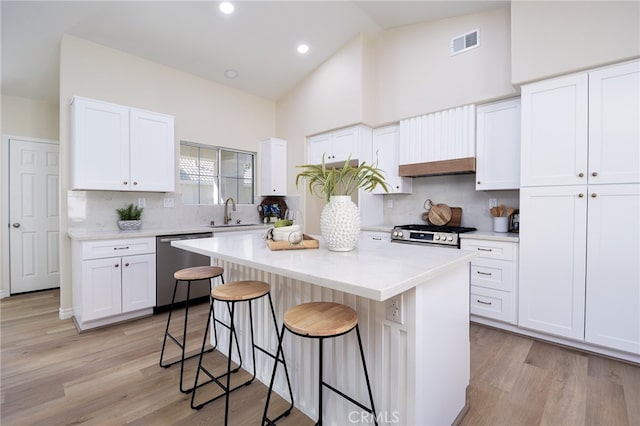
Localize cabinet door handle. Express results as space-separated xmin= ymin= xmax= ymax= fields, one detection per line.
xmin=133 ymin=181 xmax=138 ymax=186
xmin=477 ymin=300 xmax=492 ymax=305
xmin=578 ymin=172 xmax=584 ymax=178
xmin=113 ymin=246 xmax=130 ymax=250
xmin=578 ymin=193 xmax=584 ymax=198
xmin=592 ymin=171 xmax=598 ymax=177
xmin=477 ymin=271 xmax=492 ymax=276
xmin=478 ymin=248 xmax=492 ymax=252
xmin=591 ymin=193 xmax=597 ymax=198
xmin=477 ymin=180 xmax=481 ymax=184
xmin=372 ymin=237 xmax=382 ymax=241
xmin=115 ymin=264 xmax=120 ymax=268
xmin=124 ymin=263 xmax=130 ymax=267
xmin=123 ymin=181 xmax=128 ymax=185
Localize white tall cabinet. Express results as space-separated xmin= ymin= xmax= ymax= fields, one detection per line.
xmin=372 ymin=125 xmax=412 ymax=194
xmin=519 ymin=60 xmax=640 ymax=356
xmin=71 ymin=96 xmax=175 ymax=192
xmin=259 ymin=137 xmax=287 ymax=196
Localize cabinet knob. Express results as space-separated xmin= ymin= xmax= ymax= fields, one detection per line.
xmin=125 ymin=263 xmax=130 ymax=267
xmin=592 ymin=172 xmax=598 ymax=177
xmin=578 ymin=172 xmax=584 ymax=178
xmin=591 ymin=193 xmax=597 ymax=198
xmin=123 ymin=181 xmax=128 ymax=185
xmin=133 ymin=181 xmax=138 ymax=186
xmin=115 ymin=264 xmax=120 ymax=268
xmin=477 ymin=181 xmax=481 ymax=184
xmin=578 ymin=193 xmax=584 ymax=198
xmin=273 ymin=189 xmax=276 ymax=192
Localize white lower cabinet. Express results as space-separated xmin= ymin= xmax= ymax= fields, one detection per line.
xmin=461 ymin=239 xmax=518 ymax=324
xmin=73 ymin=237 xmax=156 ymax=330
xmin=361 ymin=230 xmax=391 ymax=243
xmin=519 ymin=184 xmax=640 ymax=355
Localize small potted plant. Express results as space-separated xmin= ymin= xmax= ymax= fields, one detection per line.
xmin=116 ymin=203 xmax=144 ymax=231
xmin=296 ymin=154 xmax=389 ymax=251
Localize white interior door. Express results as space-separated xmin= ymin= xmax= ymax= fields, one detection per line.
xmin=9 ymin=138 xmax=60 ymax=294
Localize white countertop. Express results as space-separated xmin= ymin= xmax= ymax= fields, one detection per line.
xmin=67 ymin=224 xmax=270 ymax=241
xmin=460 ymin=231 xmax=520 ymax=242
xmin=171 ymin=233 xmax=477 ymax=302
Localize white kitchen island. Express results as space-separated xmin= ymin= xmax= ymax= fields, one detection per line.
xmin=172 ymin=233 xmax=476 ymax=425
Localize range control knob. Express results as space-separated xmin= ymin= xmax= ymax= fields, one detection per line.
xmin=447 ymin=236 xmax=453 ymax=241
xmin=434 ymin=234 xmax=440 ymax=240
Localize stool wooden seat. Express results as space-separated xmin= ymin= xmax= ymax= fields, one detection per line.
xmin=174 ymin=265 xmax=224 ymax=281
xmin=191 ymin=280 xmax=293 ymax=426
xmin=211 ymin=280 xmax=271 ymax=302
xmin=159 ymin=265 xmax=225 ymax=394
xmin=263 ymin=301 xmax=377 ymax=425
xmin=284 ymin=302 xmax=358 ymax=337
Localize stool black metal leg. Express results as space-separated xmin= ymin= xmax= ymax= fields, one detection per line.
xmin=190 ymin=300 xmax=214 ymax=408
xmin=356 ymin=325 xmax=378 ymax=426
xmin=317 ymin=337 xmax=324 ymax=426
xmin=267 ymin=294 xmax=294 ymax=411
xmin=159 ymin=279 xmax=180 ymax=368
xmin=262 ymin=324 xmax=287 ymax=426
xmin=223 ymin=301 xmax=236 ymax=426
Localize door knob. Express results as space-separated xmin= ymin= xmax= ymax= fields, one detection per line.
xmin=12 ymin=223 xmax=20 ymax=228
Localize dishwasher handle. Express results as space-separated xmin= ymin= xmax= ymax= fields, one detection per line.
xmin=158 ymin=234 xmax=212 ymax=243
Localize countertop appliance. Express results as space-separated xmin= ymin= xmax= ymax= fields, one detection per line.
xmin=391 ymin=224 xmax=476 ymax=248
xmin=155 ymin=232 xmax=213 ymax=313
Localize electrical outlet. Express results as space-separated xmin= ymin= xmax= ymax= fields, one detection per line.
xmin=137 ymin=198 xmax=146 ymax=208
xmin=386 ymin=295 xmax=404 ymax=324
xmin=163 ymin=198 xmax=174 ymax=208
xmin=387 ymin=199 xmax=393 ymax=208
xmin=489 ymin=198 xmax=498 ymax=209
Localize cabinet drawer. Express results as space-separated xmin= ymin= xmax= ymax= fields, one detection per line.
xmin=461 ymin=239 xmax=515 ymax=261
xmin=361 ymin=231 xmax=391 ymax=243
xmin=470 ymin=259 xmax=515 ymax=292
xmin=82 ymin=237 xmax=156 ymax=260
xmin=470 ymin=286 xmax=515 ymax=324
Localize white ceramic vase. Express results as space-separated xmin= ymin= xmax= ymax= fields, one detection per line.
xmin=320 ymin=195 xmax=361 ymax=252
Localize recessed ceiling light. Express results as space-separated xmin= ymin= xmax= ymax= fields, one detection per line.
xmin=224 ymin=69 xmax=239 ymax=79
xmin=219 ymin=2 xmax=234 ymax=15
xmin=297 ymin=44 xmax=310 ymax=54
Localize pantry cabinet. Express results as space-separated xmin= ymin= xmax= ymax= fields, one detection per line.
xmin=72 ymin=237 xmax=156 ymax=331
xmin=307 ymin=125 xmax=368 ymax=164
xmin=519 ymin=184 xmax=639 ymax=354
xmin=475 ymin=98 xmax=521 ymax=190
xmin=461 ymin=238 xmax=518 ymax=324
xmin=521 ymin=60 xmax=639 ymax=187
xmin=371 ymin=125 xmax=412 ymax=194
xmin=259 ymin=137 xmax=287 ymax=196
xmin=71 ymin=96 xmax=175 ymax=192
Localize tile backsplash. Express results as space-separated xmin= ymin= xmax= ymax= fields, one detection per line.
xmin=67 ymin=191 xmax=266 ymax=231
xmin=383 ymin=174 xmax=519 ymax=232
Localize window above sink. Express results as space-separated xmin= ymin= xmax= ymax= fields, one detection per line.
xmin=179 ymin=141 xmax=255 ymax=205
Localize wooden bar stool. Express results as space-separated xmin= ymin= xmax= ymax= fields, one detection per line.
xmin=262 ymin=302 xmax=378 ymax=426
xmin=191 ymin=280 xmax=294 ymax=426
xmin=159 ymin=265 xmax=227 ymax=393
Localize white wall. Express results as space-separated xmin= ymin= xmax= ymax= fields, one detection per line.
xmin=374 ymin=7 xmax=515 ymax=124
xmin=1 ymin=95 xmax=59 ymax=139
xmin=511 ymin=1 xmax=640 ymax=84
xmin=58 ymin=35 xmax=276 ymax=313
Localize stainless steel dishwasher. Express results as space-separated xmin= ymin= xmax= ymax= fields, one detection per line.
xmin=155 ymin=232 xmax=213 ymax=313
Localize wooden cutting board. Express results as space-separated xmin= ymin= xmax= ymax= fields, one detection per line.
xmin=427 ymin=201 xmax=452 ymax=225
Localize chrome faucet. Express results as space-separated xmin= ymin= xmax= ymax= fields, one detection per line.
xmin=223 ymin=197 xmax=236 ymax=225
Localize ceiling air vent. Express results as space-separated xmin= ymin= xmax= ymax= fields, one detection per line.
xmin=451 ymin=29 xmax=480 ymax=56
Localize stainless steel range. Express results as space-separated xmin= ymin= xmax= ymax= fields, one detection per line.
xmin=391 ymin=224 xmax=477 ymax=248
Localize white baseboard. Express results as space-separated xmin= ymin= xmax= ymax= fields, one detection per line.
xmin=0 ymin=289 xmax=7 ymax=299
xmin=59 ymin=307 xmax=74 ymax=320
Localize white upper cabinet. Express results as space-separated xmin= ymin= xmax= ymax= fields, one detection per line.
xmin=71 ymin=96 xmax=175 ymax=192
xmin=588 ymin=61 xmax=640 ymax=184
xmin=307 ymin=125 xmax=365 ymax=164
xmin=372 ymin=125 xmax=412 ymax=194
xmin=476 ymin=98 xmax=521 ymax=190
xmin=521 ymin=74 xmax=588 ymax=186
xmin=259 ymin=137 xmax=287 ymax=196
xmin=521 ymin=60 xmax=639 ymax=187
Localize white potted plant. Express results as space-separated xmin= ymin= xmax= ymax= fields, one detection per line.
xmin=296 ymin=154 xmax=389 ymax=251
xmin=116 ymin=203 xmax=144 ymax=231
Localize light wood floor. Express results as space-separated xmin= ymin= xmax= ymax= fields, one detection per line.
xmin=2 ymin=289 xmax=639 ymax=425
